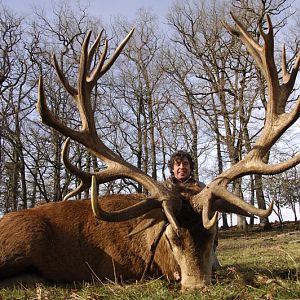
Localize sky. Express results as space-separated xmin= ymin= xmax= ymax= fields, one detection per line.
xmin=3 ymin=0 xmax=174 ymax=25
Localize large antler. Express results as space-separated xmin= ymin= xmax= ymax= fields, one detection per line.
xmin=37 ymin=29 xmax=182 ymax=233
xmin=192 ymin=13 xmax=300 ymax=229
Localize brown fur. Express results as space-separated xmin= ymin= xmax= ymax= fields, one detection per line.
xmin=0 ymin=194 xmax=215 ymax=289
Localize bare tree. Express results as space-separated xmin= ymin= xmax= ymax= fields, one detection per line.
xmin=27 ymin=1 xmax=104 ymax=201
xmin=265 ymin=167 xmax=300 ymax=223
xmin=104 ymin=9 xmax=166 ymax=187
xmin=0 ymin=4 xmax=37 ymax=211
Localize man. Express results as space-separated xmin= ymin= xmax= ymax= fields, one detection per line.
xmin=164 ymin=150 xmax=220 ymax=271
xmin=164 ymin=150 xmax=206 ymax=201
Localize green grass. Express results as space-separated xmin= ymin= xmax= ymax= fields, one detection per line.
xmin=1 ymin=222 xmax=299 ymax=300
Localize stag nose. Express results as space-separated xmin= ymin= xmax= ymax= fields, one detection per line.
xmin=180 ymin=274 xmax=211 ymax=291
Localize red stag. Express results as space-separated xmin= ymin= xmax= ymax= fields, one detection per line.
xmin=0 ymin=14 xmax=299 ymax=289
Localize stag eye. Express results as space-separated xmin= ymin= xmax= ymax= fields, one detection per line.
xmin=172 ymin=234 xmax=183 ymax=247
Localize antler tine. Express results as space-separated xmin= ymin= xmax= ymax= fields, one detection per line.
xmin=99 ymin=27 xmax=135 ymax=77
xmin=258 ymin=14 xmax=280 ymax=89
xmin=63 ymin=182 xmax=86 ymax=201
xmin=282 ymin=45 xmax=300 ymax=95
xmin=52 ymin=54 xmax=77 ymax=97
xmin=91 ymin=176 xmax=162 ymax=222
xmin=62 ymin=138 xmax=91 ymax=200
xmin=62 ymin=137 xmax=139 ymax=189
xmin=212 ymin=186 xmax=274 ymax=217
xmin=202 ymin=207 xmax=218 ymax=231
xmin=37 ymin=77 xmax=80 ymax=141
xmin=89 ymin=39 xmax=108 ymax=85
xmin=201 ymin=188 xmax=218 ymax=230
xmin=87 ymin=29 xmax=104 ymax=71
xmin=282 ymin=45 xmax=288 ymax=81
xmin=76 ymin=31 xmax=97 ymax=134
xmin=224 ymin=12 xmax=265 ymax=71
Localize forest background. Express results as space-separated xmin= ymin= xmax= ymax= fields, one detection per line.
xmin=0 ymin=0 xmax=299 ymax=229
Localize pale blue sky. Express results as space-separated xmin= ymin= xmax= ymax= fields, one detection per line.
xmin=3 ymin=0 xmax=174 ymax=25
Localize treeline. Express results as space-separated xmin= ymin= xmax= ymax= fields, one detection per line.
xmin=0 ymin=0 xmax=299 ymax=228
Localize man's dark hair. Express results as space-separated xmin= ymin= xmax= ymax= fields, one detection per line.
xmin=167 ymin=150 xmax=195 ymax=176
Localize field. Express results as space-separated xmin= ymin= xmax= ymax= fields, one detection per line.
xmin=1 ymin=222 xmax=299 ymax=300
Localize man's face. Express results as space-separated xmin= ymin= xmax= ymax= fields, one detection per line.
xmin=173 ymin=157 xmax=191 ymax=182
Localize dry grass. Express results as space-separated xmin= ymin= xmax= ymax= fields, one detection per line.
xmin=1 ymin=221 xmax=299 ymax=299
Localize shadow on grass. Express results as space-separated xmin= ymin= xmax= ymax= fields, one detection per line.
xmin=214 ymin=264 xmax=298 ymax=287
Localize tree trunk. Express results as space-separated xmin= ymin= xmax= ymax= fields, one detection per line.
xmin=234 ymin=180 xmax=248 ymax=233
xmin=255 ymin=174 xmax=272 ymax=230
xmin=52 ymin=131 xmax=62 ymax=201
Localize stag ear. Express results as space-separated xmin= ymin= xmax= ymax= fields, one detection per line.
xmin=212 ymin=198 xmax=256 ymax=218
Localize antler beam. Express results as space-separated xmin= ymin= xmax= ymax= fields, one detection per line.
xmin=193 ymin=13 xmax=299 ymax=229
xmin=37 ymin=29 xmax=183 ymax=234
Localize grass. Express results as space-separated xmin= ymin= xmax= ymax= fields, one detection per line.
xmin=1 ymin=222 xmax=299 ymax=300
